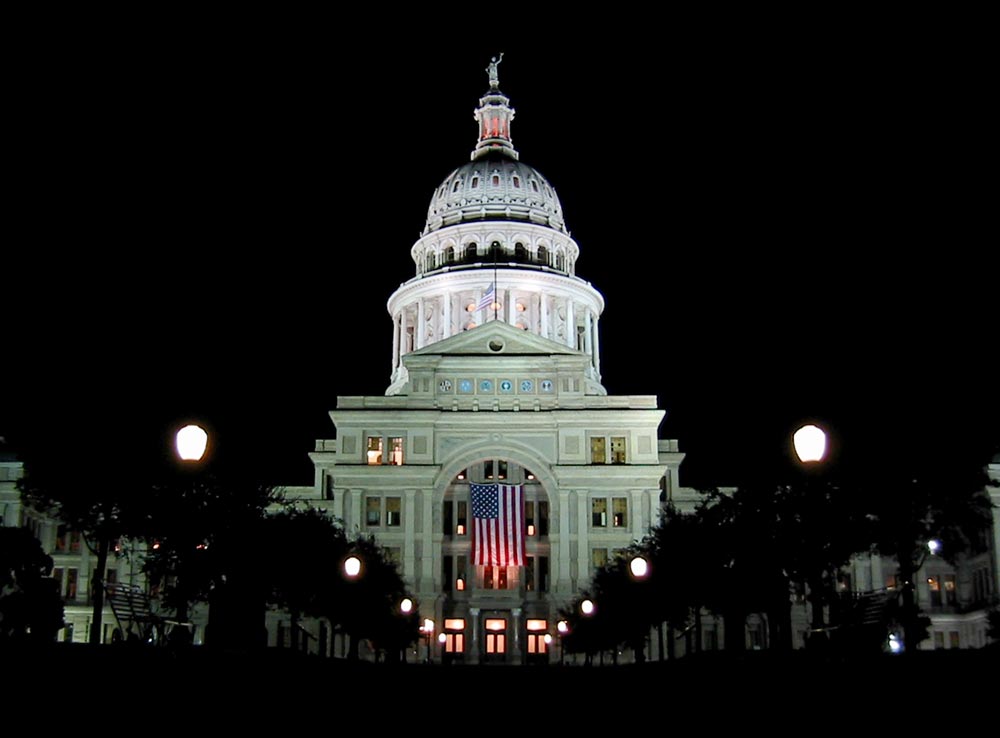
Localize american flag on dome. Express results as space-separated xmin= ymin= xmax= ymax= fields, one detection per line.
xmin=470 ymin=483 xmax=524 ymax=567
xmin=477 ymin=283 xmax=496 ymax=311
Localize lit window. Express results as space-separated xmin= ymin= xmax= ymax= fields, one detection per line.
xmin=944 ymin=574 xmax=957 ymax=605
xmin=610 ymin=437 xmax=626 ymax=464
xmin=592 ymin=547 xmax=608 ymax=571
xmin=464 ymin=322 xmax=476 ymax=331
xmin=388 ymin=437 xmax=404 ymax=465
xmin=457 ymin=501 xmax=467 ymax=535
xmin=445 ymin=619 xmax=465 ymax=630
xmin=928 ymin=576 xmax=942 ymax=606
xmin=386 ymin=497 xmax=401 ymax=527
xmin=590 ymin=437 xmax=606 ymax=464
xmin=366 ymin=436 xmax=383 ymax=465
xmin=612 ymin=497 xmax=627 ymax=528
xmin=592 ymin=499 xmax=607 ymax=528
xmin=484 ymin=619 xmax=506 ymax=655
xmin=525 ymin=501 xmax=535 ymax=536
xmin=526 ymin=619 xmax=546 ymax=632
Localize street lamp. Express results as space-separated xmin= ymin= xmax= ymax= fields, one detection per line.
xmin=400 ymin=597 xmax=413 ymax=614
xmin=629 ymin=555 xmax=650 ymax=579
xmin=792 ymin=423 xmax=832 ymax=650
xmin=580 ymin=599 xmax=596 ymax=616
xmin=793 ymin=424 xmax=827 ymax=464
xmin=343 ymin=555 xmax=362 ymax=579
xmin=420 ymin=618 xmax=435 ymax=663
xmin=175 ymin=424 xmax=208 ymax=462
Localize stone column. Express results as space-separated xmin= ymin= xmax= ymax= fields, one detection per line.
xmin=332 ymin=484 xmax=345 ymax=522
xmin=404 ymin=491 xmax=417 ymax=583
xmin=400 ymin=305 xmax=409 ymax=358
xmin=576 ymin=490 xmax=589 ymax=588
xmin=511 ymin=607 xmax=522 ymax=663
xmin=557 ymin=489 xmax=572 ymax=593
xmin=421 ymin=489 xmax=435 ymax=592
xmin=584 ymin=309 xmax=593 ymax=367
xmin=469 ymin=608 xmax=481 ymax=664
xmin=392 ymin=312 xmax=400 ymax=371
xmin=540 ymin=293 xmax=549 ymax=340
xmin=592 ymin=315 xmax=601 ymax=375
xmin=565 ymin=299 xmax=575 ymax=349
xmin=443 ymin=290 xmax=452 ymax=341
xmin=349 ymin=489 xmax=362 ymax=533
xmin=416 ymin=297 xmax=425 ymax=349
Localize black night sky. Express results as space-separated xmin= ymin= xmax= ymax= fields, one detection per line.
xmin=5 ymin=21 xmax=997 ymax=490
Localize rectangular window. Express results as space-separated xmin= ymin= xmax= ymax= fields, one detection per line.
xmin=456 ymin=557 xmax=467 ymax=591
xmin=539 ymin=557 xmax=549 ymax=593
xmin=590 ymin=437 xmax=606 ymax=464
xmin=55 ymin=525 xmax=68 ymax=552
xmin=928 ymin=576 xmax=942 ymax=606
xmin=538 ymin=501 xmax=549 ymax=536
xmin=456 ymin=501 xmax=467 ymax=535
xmin=444 ymin=633 xmax=465 ymax=653
xmin=388 ymin=437 xmax=404 ymax=465
xmin=934 ymin=631 xmax=944 ymax=649
xmin=612 ymin=497 xmax=628 ymax=528
xmin=610 ymin=436 xmax=626 ymax=464
xmin=592 ymin=547 xmax=608 ymax=572
xmin=525 ymin=556 xmax=535 ymax=591
xmin=70 ymin=531 xmax=81 ymax=553
xmin=497 ymin=566 xmax=508 ymax=590
xmin=366 ymin=497 xmax=382 ymax=527
xmin=525 ymin=501 xmax=535 ymax=536
xmin=52 ymin=568 xmax=63 ymax=595
xmin=324 ymin=476 xmax=334 ymax=501
xmin=944 ymin=574 xmax=957 ymax=605
xmin=497 ymin=460 xmax=507 ymax=480
xmin=386 ymin=497 xmax=401 ymax=527
xmin=366 ymin=436 xmax=383 ymax=465
xmin=526 ymin=633 xmax=547 ymax=654
xmin=66 ymin=568 xmax=78 ymax=600
xmin=592 ymin=498 xmax=607 ymax=527
xmin=443 ymin=500 xmax=454 ymax=535
xmin=443 ymin=556 xmax=453 ymax=592
xmin=484 ymin=565 xmax=494 ymax=590
xmin=485 ymin=460 xmax=494 ymax=479
xmin=949 ymin=631 xmax=960 ymax=649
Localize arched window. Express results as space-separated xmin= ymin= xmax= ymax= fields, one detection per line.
xmin=531 ymin=180 xmax=539 ymax=193
xmin=512 ymin=175 xmax=521 ymax=189
xmin=452 ymin=179 xmax=462 ymax=194
xmin=464 ymin=243 xmax=478 ymax=262
xmin=490 ymin=241 xmax=502 ymax=260
xmin=444 ymin=246 xmax=455 ymax=264
xmin=492 ymin=174 xmax=500 ymax=187
xmin=471 ymin=176 xmax=479 ymax=189
xmin=426 ymin=252 xmax=437 ymax=271
xmin=514 ymin=243 xmax=526 ymax=262
xmin=537 ymin=245 xmax=549 ymax=266
xmin=554 ymin=250 xmax=564 ymax=271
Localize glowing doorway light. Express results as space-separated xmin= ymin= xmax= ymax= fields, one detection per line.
xmin=793 ymin=424 xmax=827 ymax=463
xmin=176 ymin=424 xmax=208 ymax=461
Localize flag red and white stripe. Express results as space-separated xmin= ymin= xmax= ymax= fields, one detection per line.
xmin=471 ymin=483 xmax=524 ymax=567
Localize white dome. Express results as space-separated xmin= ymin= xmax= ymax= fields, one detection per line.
xmin=425 ymin=154 xmax=567 ymax=235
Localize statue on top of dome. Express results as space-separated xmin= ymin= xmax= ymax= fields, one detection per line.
xmin=486 ymin=52 xmax=504 ymax=89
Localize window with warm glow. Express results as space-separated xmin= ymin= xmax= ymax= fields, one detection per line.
xmin=928 ymin=576 xmax=942 ymax=606
xmin=466 ymin=302 xmax=476 ymax=313
xmin=444 ymin=633 xmax=465 ymax=653
xmin=366 ymin=436 xmax=383 ymax=465
xmin=366 ymin=497 xmax=381 ymax=527
xmin=590 ymin=437 xmax=606 ymax=464
xmin=485 ymin=618 xmax=506 ymax=631
xmin=388 ymin=436 xmax=404 ymax=465
xmin=457 ymin=501 xmax=467 ymax=535
xmin=592 ymin=548 xmax=608 ymax=571
xmin=886 ymin=574 xmax=898 ymax=590
xmin=610 ymin=436 xmax=626 ymax=464
xmin=386 ymin=497 xmax=401 ymax=527
xmin=526 ymin=634 xmax=547 ymax=654
xmin=526 ymin=619 xmax=546 ymax=632
xmin=944 ymin=574 xmax=957 ymax=605
xmin=592 ymin=499 xmax=607 ymax=527
xmin=525 ymin=501 xmax=535 ymax=536
xmin=612 ymin=497 xmax=627 ymax=528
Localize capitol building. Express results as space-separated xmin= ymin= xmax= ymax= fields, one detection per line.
xmin=3 ymin=60 xmax=998 ymax=662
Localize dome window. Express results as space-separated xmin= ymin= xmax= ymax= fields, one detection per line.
xmin=514 ymin=243 xmax=526 ymax=262
xmin=554 ymin=251 xmax=565 ymax=271
xmin=464 ymin=243 xmax=479 ymax=262
xmin=471 ymin=176 xmax=479 ymax=189
xmin=512 ymin=175 xmax=521 ymax=188
xmin=452 ymin=179 xmax=462 ymax=194
xmin=531 ymin=180 xmax=539 ymax=193
xmin=490 ymin=241 xmax=502 ymax=259
xmin=426 ymin=252 xmax=437 ymax=271
xmin=537 ymin=245 xmax=549 ymax=266
xmin=444 ymin=246 xmax=455 ymax=264
xmin=492 ymin=174 xmax=500 ymax=187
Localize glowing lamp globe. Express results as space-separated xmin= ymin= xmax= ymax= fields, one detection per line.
xmin=580 ymin=599 xmax=595 ymax=616
xmin=400 ymin=598 xmax=413 ymax=614
xmin=343 ymin=555 xmax=362 ymax=579
xmin=793 ymin=424 xmax=827 ymax=463
xmin=927 ymin=539 xmax=941 ymax=555
xmin=629 ymin=556 xmax=649 ymax=579
xmin=176 ymin=424 xmax=208 ymax=461
xmin=557 ymin=620 xmax=569 ymax=634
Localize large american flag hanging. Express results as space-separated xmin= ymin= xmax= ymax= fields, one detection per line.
xmin=470 ymin=483 xmax=524 ymax=567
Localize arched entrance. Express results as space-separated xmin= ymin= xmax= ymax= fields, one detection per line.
xmin=435 ymin=454 xmax=555 ymax=664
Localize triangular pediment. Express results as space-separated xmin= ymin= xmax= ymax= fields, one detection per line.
xmin=408 ymin=320 xmax=581 ymax=358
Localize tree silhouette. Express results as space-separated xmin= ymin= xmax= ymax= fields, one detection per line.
xmin=0 ymin=526 xmax=64 ymax=643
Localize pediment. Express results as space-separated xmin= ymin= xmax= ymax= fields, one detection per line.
xmin=408 ymin=321 xmax=581 ymax=358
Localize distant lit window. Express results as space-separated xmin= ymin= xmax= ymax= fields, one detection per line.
xmin=612 ymin=497 xmax=627 ymax=528
xmin=592 ymin=547 xmax=608 ymax=571
xmin=610 ymin=437 xmax=626 ymax=464
xmin=386 ymin=497 xmax=401 ymax=527
xmin=592 ymin=499 xmax=607 ymax=528
xmin=388 ymin=437 xmax=404 ymax=465
xmin=590 ymin=437 xmax=606 ymax=464
xmin=928 ymin=576 xmax=942 ymax=606
xmin=366 ymin=436 xmax=383 ymax=465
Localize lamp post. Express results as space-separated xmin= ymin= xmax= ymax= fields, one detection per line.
xmin=793 ymin=423 xmax=830 ymax=651
xmin=557 ymin=619 xmax=569 ymax=665
xmin=420 ymin=618 xmax=435 ymax=664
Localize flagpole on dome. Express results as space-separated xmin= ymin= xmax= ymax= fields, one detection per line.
xmin=492 ymin=247 xmax=499 ymax=321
